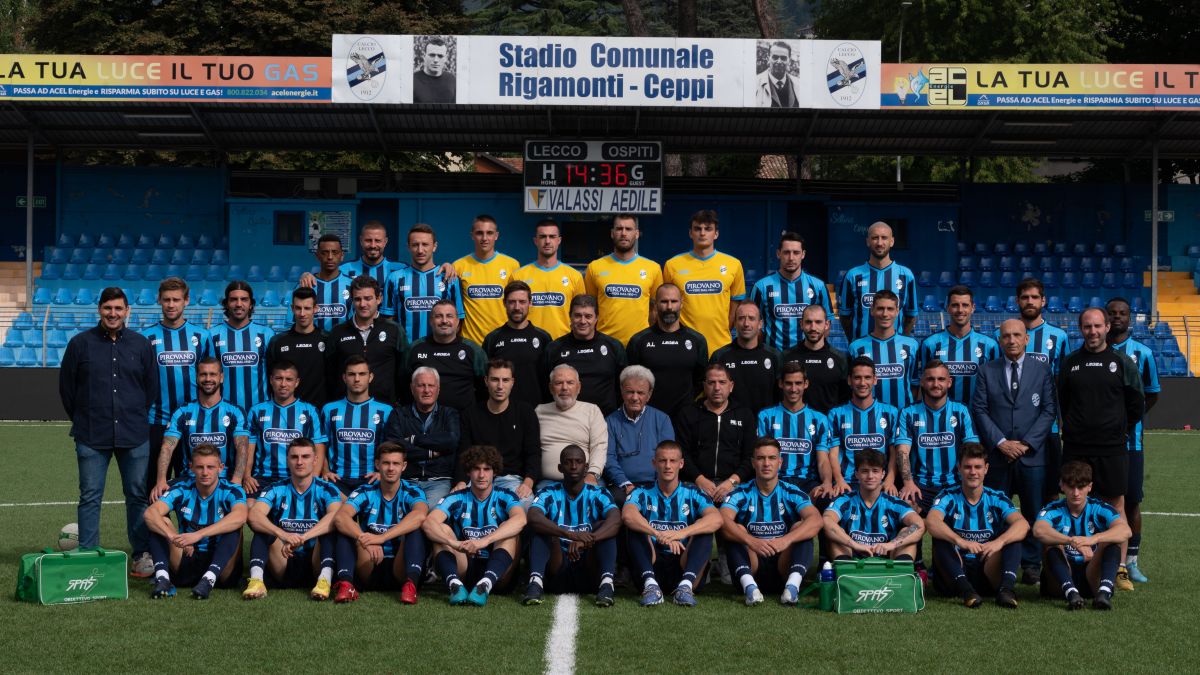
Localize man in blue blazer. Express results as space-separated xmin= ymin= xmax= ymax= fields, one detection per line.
xmin=971 ymin=318 xmax=1058 ymax=582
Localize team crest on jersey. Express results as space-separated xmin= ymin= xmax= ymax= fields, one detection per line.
xmin=601 ymin=345 xmax=608 ymax=356
xmin=1032 ymin=393 xmax=1040 ymax=407
xmin=880 ymin=514 xmax=889 ymax=528
xmin=298 ymin=413 xmax=308 ymax=424
xmin=681 ymin=503 xmax=690 ymax=516
xmin=181 ymin=506 xmax=192 ymax=517
xmin=949 ymin=415 xmax=957 ymax=428
xmin=499 ymin=269 xmax=508 ymax=280
xmin=974 ymin=346 xmax=983 ymax=358
xmin=457 ymin=349 xmax=466 ymax=361
xmin=638 ymin=269 xmax=647 ymax=279
xmin=985 ymin=512 xmax=994 ymax=525
xmin=222 ymin=415 xmax=231 ymax=426
xmin=1109 ymin=362 xmax=1117 ymax=373
xmin=807 ymin=287 xmax=815 ymax=299
xmin=894 ymin=278 xmax=904 ymax=291
xmin=900 ymin=348 xmax=909 ymax=360
xmin=318 ymin=341 xmax=325 ymax=352
xmin=1130 ymin=352 xmax=1138 ymax=363
xmin=808 ymin=424 xmax=816 ymax=436
xmin=879 ymin=417 xmax=888 ymax=429
xmin=719 ymin=265 xmax=728 ymax=275
xmin=685 ymin=339 xmax=693 ymax=351
xmin=372 ymin=413 xmax=381 ymax=424
xmin=254 ymin=336 xmax=263 ymax=347
xmin=341 ymin=288 xmax=350 ymax=300
xmin=1045 ymin=338 xmax=1054 ymax=350
xmin=378 ymin=332 xmax=387 ymax=342
xmin=849 ymin=513 xmax=859 ymax=521
xmin=827 ymin=358 xmax=835 ymax=369
xmin=532 ymin=337 xmax=541 ymax=349
xmin=437 ymin=280 xmax=446 ymax=293
xmin=561 ymin=276 xmax=570 ymax=287
xmin=191 ymin=335 xmax=200 ymax=346
xmin=764 ymin=358 xmax=773 ymax=370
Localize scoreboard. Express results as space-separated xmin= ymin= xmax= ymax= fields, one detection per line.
xmin=523 ymin=140 xmax=663 ymax=215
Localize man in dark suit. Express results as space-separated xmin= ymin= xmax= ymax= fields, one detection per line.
xmin=971 ymin=318 xmax=1058 ymax=583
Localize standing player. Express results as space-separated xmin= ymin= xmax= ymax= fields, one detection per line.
xmin=1013 ymin=277 xmax=1069 ymax=500
xmin=523 ymin=445 xmax=622 ymax=607
xmin=515 ymin=219 xmax=585 ymax=340
xmin=483 ymin=281 xmax=551 ymax=406
xmin=623 ymin=441 xmax=724 ymax=607
xmin=151 ymin=358 xmax=249 ymax=499
xmin=455 ymin=215 xmax=521 ymax=346
xmin=327 ymin=276 xmax=407 ymax=403
xmin=626 ymin=283 xmax=709 ymax=418
xmin=827 ymin=357 xmax=900 ymax=494
xmin=848 ymin=290 xmax=919 ymax=410
xmin=782 ymin=304 xmax=850 ymax=414
xmin=925 ymin=444 xmax=1027 ymax=609
xmin=423 ymin=445 xmax=527 ymax=606
xmin=1105 ymin=297 xmax=1159 ymax=583
xmin=321 ymin=356 xmax=395 ymax=495
xmin=663 ymin=210 xmax=747 ymax=356
xmin=1034 ymin=460 xmax=1132 ymax=610
xmin=838 ymin=221 xmax=918 ymax=340
xmin=339 ymin=220 xmax=405 ymax=286
xmin=144 ymin=445 xmax=248 ymax=599
xmin=267 ymin=287 xmax=331 ymax=409
xmin=751 ymin=233 xmax=832 ymax=352
xmin=332 ymin=442 xmax=429 ymax=604
xmin=383 ymin=223 xmax=464 ymax=345
xmin=143 ymin=277 xmax=212 ymax=490
xmin=404 ymin=300 xmax=486 ymax=410
xmin=755 ymin=362 xmax=835 ymax=494
xmin=546 ymin=295 xmax=627 ymax=416
xmin=711 ymin=301 xmax=783 ymax=416
xmin=206 ymin=281 xmax=274 ymax=411
xmin=244 ymin=360 xmax=327 ymax=497
xmin=584 ymin=214 xmax=663 ymax=345
xmin=721 ymin=438 xmax=823 ymax=605
xmin=243 ymin=438 xmax=342 ymax=600
xmin=823 ymin=448 xmax=925 ymax=560
xmin=306 ymin=234 xmax=354 ymax=333
xmin=918 ymin=286 xmax=999 ymax=406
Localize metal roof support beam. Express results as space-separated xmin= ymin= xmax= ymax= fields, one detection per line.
xmin=186 ymin=103 xmax=223 ymax=153
xmin=798 ymin=110 xmax=819 ymax=156
xmin=1127 ymin=112 xmax=1178 ymax=159
xmin=366 ymin=105 xmax=390 ymax=156
xmin=966 ymin=112 xmax=1000 ymax=154
xmin=7 ymin=102 xmax=52 ymax=148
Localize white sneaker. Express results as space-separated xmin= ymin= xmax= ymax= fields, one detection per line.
xmin=130 ymin=552 xmax=154 ymax=578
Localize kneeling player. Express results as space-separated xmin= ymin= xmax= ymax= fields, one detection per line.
xmin=332 ymin=442 xmax=429 ymax=604
xmin=1033 ymin=460 xmax=1131 ymax=610
xmin=925 ymin=443 xmax=1028 ymax=609
xmin=622 ymin=441 xmax=723 ymax=608
xmin=423 ymin=445 xmax=526 ymax=606
xmin=721 ymin=437 xmax=822 ymax=606
xmin=243 ymin=438 xmax=342 ymax=600
xmin=524 ymin=445 xmax=621 ymax=607
xmin=144 ymin=444 xmax=248 ymax=599
xmin=823 ymin=449 xmax=925 ymax=560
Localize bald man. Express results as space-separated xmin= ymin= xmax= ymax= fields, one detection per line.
xmin=839 ymin=222 xmax=917 ymax=340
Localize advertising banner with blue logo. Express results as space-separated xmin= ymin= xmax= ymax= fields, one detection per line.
xmin=332 ymin=35 xmax=881 ymax=109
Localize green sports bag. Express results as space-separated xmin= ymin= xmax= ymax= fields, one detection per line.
xmin=833 ymin=557 xmax=925 ymax=614
xmin=15 ymin=547 xmax=129 ymax=604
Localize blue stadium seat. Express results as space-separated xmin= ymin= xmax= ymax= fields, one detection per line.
xmin=1013 ymin=242 xmax=1029 ymax=255
xmin=114 ymin=233 xmax=134 ymax=249
xmin=185 ymin=265 xmax=205 ymax=282
xmin=135 ymin=233 xmax=155 ymax=250
xmin=1081 ymin=272 xmax=1099 ymax=289
xmin=973 ymin=243 xmax=989 ymax=255
xmin=1033 ymin=242 xmax=1049 ymax=256
xmin=76 ymin=232 xmax=95 ymax=248
xmin=1153 ymin=322 xmax=1171 ymax=338
xmin=196 ymin=234 xmax=215 ymax=250
xmin=979 ymin=256 xmax=995 ymax=272
xmin=993 ymin=243 xmax=1010 ymax=255
xmin=998 ymin=256 xmax=1015 ymax=272
xmin=1188 ymin=245 xmax=1200 ymax=259
xmin=205 ymin=265 xmax=226 ymax=282
xmin=1018 ymin=256 xmax=1035 ymax=273
xmin=46 ymin=329 xmax=69 ymax=349
xmin=135 ymin=288 xmax=156 ymax=306
xmin=956 ymin=242 xmax=969 ymax=255
xmin=40 ymin=263 xmax=62 ymax=281
xmin=1047 ymin=296 xmax=1066 ymax=313
xmin=211 ymin=250 xmax=229 ymax=266
xmin=44 ymin=348 xmax=63 ymax=367
xmin=959 ymin=271 xmax=976 ymax=288
xmin=937 ymin=271 xmax=954 ymax=288
xmin=1041 ymin=271 xmax=1059 ymax=290
xmin=111 ymin=248 xmax=131 ymax=265
xmin=1162 ymin=337 xmax=1182 ymax=357
xmin=176 ymin=233 xmax=195 ymax=250
xmin=1117 ymin=257 xmax=1136 ymax=274
xmin=1088 ymin=296 xmax=1103 ymax=308
xmin=259 ymin=289 xmax=280 ymax=307
xmin=69 ymin=248 xmax=89 ymax=264
xmin=1060 ymin=272 xmax=1079 ymax=290
xmin=227 ymin=264 xmax=245 ymax=281
xmin=52 ymin=288 xmax=73 ymax=305
xmin=958 ymin=256 xmax=975 ymax=272
xmin=33 ymin=287 xmax=53 ymax=305
xmin=1079 ymin=257 xmax=1096 ymax=273
xmin=122 ymin=264 xmax=144 ymax=281
xmin=14 ymin=347 xmax=39 ymax=367
xmin=144 ymin=264 xmax=164 ymax=281
xmin=917 ymin=270 xmax=934 ymax=288
xmin=190 ymin=249 xmax=212 ymax=265
xmin=94 ymin=233 xmax=114 ymax=248
xmin=1113 ymin=244 xmax=1129 ymax=257
xmin=999 ymin=271 xmax=1017 ymax=290
xmin=985 ymin=295 xmax=1004 ymax=313
xmin=156 ymin=234 xmax=176 ymax=250
xmin=287 ymin=265 xmax=306 ymax=284
xmin=1099 ymin=257 xmax=1114 ymax=273
xmin=1052 ymin=243 xmax=1068 ymax=256
xmin=921 ymin=295 xmax=941 ymax=312
xmin=73 ymin=288 xmax=95 ymax=305
xmin=4 ymin=328 xmax=29 ymax=348
xmin=1101 ymin=273 xmax=1118 ymax=289
xmin=0 ymin=347 xmax=14 ymax=366
xmin=62 ymin=263 xmax=84 ymax=281
xmin=979 ymin=271 xmax=996 ymax=290
xmin=169 ymin=250 xmax=190 ymax=266
xmin=131 ymin=249 xmax=151 ymax=265
xmin=165 ymin=264 xmax=186 ymax=279
xmin=1039 ymin=257 xmax=1055 ymax=273
xmin=56 ymin=233 xmax=73 ymax=247
xmin=1006 ymin=296 xmax=1019 ymax=313
xmin=1071 ymin=243 xmax=1087 ymax=256
xmin=246 ymin=265 xmax=265 ymax=282
xmin=88 ymin=248 xmax=110 ymax=264
xmin=1122 ymin=272 xmax=1140 ymax=290
xmin=199 ymin=288 xmax=220 ymax=306
xmin=101 ymin=264 xmax=122 ymax=281
xmin=47 ymin=247 xmax=69 ymax=264
xmin=81 ymin=264 xmax=101 ymax=281
xmin=150 ymin=249 xmax=170 ymax=265
xmin=267 ymin=265 xmax=286 ymax=283
xmin=1093 ymin=243 xmax=1110 ymax=256
xmin=52 ymin=313 xmax=76 ymax=330
xmin=1059 ymin=257 xmax=1076 ymax=273
xmin=1067 ymin=296 xmax=1085 ymax=313
xmin=1131 ymin=296 xmax=1148 ymax=314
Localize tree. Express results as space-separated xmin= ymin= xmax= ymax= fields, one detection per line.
xmin=0 ymin=0 xmax=36 ymax=52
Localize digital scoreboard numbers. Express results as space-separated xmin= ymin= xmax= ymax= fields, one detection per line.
xmin=523 ymin=140 xmax=663 ymax=215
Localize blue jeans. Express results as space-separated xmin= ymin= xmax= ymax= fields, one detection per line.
xmin=986 ymin=459 xmax=1045 ymax=570
xmin=416 ymin=478 xmax=452 ymax=508
xmin=494 ymin=474 xmax=534 ymax=510
xmin=76 ymin=441 xmax=150 ymax=554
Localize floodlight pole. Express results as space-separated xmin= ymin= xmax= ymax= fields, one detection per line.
xmin=896 ymin=1 xmax=912 ymax=185
xmin=1150 ymin=139 xmax=1159 ymax=324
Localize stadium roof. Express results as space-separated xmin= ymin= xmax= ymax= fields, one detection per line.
xmin=2 ymin=101 xmax=1198 ymax=158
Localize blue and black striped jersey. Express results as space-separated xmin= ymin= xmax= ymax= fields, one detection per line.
xmin=158 ymin=478 xmax=246 ymax=552
xmin=848 ymin=333 xmax=920 ymax=410
xmin=1111 ymin=337 xmax=1160 ymax=452
xmin=1036 ymin=497 xmax=1122 ymax=564
xmin=530 ymin=482 xmax=616 ymax=551
xmin=321 ymin=397 xmax=394 ymax=480
xmin=628 ymin=481 xmax=715 ymax=553
xmin=827 ymin=492 xmax=914 ymax=545
xmin=247 ymin=399 xmax=326 ymax=480
xmin=1019 ymin=320 xmax=1069 ymax=377
xmin=721 ymin=480 xmax=814 ymax=539
xmin=929 ymin=486 xmax=1019 ymax=561
xmin=345 ymin=481 xmax=427 ymax=557
xmin=893 ymin=400 xmax=979 ymax=488
xmin=827 ymin=401 xmax=899 ymax=483
xmin=308 ymin=273 xmax=353 ymax=333
xmin=164 ymin=400 xmax=249 ymax=479
xmin=382 ymin=266 xmax=464 ymax=344
xmin=142 ymin=321 xmax=212 ymax=425
xmin=205 ymin=321 xmax=274 ymax=411
xmin=341 ymin=258 xmax=407 ymax=289
xmin=751 ymin=271 xmax=833 ymax=352
xmin=258 ymin=478 xmax=341 ymax=553
xmin=839 ymin=262 xmax=918 ymax=340
xmin=917 ymin=329 xmax=1000 ymax=405
xmin=435 ymin=487 xmax=523 ymax=559
xmin=755 ymin=404 xmax=833 ymax=482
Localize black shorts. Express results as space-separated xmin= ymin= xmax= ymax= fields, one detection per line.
xmin=544 ymin=556 xmax=599 ymax=594
xmin=360 ymin=557 xmax=404 ymax=591
xmin=751 ymin=553 xmax=786 ymax=594
xmin=272 ymin=555 xmax=316 ymax=589
xmin=460 ymin=550 xmax=516 ymax=594
xmin=248 ymin=477 xmax=285 ymax=499
xmin=933 ymin=557 xmax=996 ymax=596
xmin=1126 ymin=452 xmax=1145 ymax=504
xmin=337 ymin=477 xmax=371 ymax=497
xmin=650 ymin=551 xmax=709 ymax=593
xmin=176 ymin=544 xmax=242 ymax=588
xmin=782 ymin=476 xmax=821 ymax=495
xmin=1062 ymin=450 xmax=1128 ymax=499
xmin=1041 ymin=558 xmax=1094 ymax=598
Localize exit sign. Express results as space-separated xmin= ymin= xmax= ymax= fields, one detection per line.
xmin=15 ymin=196 xmax=46 ymax=208
xmin=1144 ymin=210 xmax=1174 ymax=222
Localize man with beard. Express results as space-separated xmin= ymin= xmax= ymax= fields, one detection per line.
xmin=751 ymin=232 xmax=832 ymax=352
xmin=584 ymin=214 xmax=663 ymax=346
xmin=266 ymin=287 xmax=331 ymax=408
xmin=483 ymin=281 xmax=551 ymax=406
xmin=782 ymin=305 xmax=850 ymax=414
xmin=839 ymin=221 xmax=917 ymax=340
xmin=1011 ymin=277 xmax=1069 ymax=501
xmin=206 ymin=281 xmax=274 ymax=411
xmin=304 ymin=234 xmax=353 ymax=333
xmin=626 ymin=283 xmax=709 ymax=418
xmin=918 ymin=285 xmax=999 ymax=406
xmin=327 ymin=276 xmax=407 ymax=403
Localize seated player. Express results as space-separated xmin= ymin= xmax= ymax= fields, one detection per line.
xmin=1033 ymin=460 xmax=1132 ymax=611
xmin=720 ymin=438 xmax=822 ymax=606
xmin=523 ymin=445 xmax=621 ymax=607
xmin=422 ymin=445 xmax=527 ymax=606
xmin=143 ymin=444 xmax=248 ymax=599
xmin=925 ymin=443 xmax=1028 ymax=609
xmin=243 ymin=438 xmax=342 ymax=601
xmin=622 ymin=441 xmax=724 ymax=608
xmin=332 ymin=442 xmax=430 ymax=604
xmin=823 ymin=448 xmax=925 ymax=560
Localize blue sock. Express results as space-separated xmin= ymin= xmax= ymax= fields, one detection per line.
xmin=207 ymin=531 xmax=241 ymax=579
xmin=528 ymin=534 xmax=551 ymax=580
xmin=1045 ymin=548 xmax=1077 ymax=598
xmin=682 ymin=535 xmax=712 ymax=585
xmin=402 ymin=533 xmax=426 ymax=581
xmin=725 ymin=541 xmax=751 ymax=580
xmin=628 ymin=531 xmax=656 ymax=587
xmin=789 ymin=539 xmax=814 ymax=576
xmin=334 ymin=534 xmax=357 ymax=582
xmin=481 ymin=549 xmax=514 ymax=590
xmin=1098 ymin=545 xmax=1120 ymax=594
xmin=147 ymin=533 xmax=171 ymax=575
xmin=933 ymin=539 xmax=971 ymax=594
xmin=249 ymin=533 xmax=273 ymax=571
xmin=595 ymin=537 xmax=617 ymax=581
xmin=999 ymin=540 xmax=1021 ymax=591
xmin=317 ymin=534 xmax=335 ymax=572
xmin=435 ymin=551 xmax=460 ymax=590
xmin=1128 ymin=533 xmax=1141 ymax=558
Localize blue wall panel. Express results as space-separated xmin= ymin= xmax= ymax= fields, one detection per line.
xmin=227 ymin=199 xmax=358 ymax=271
xmin=59 ymin=166 xmax=223 ymax=240
xmin=0 ymin=164 xmax=56 ymax=262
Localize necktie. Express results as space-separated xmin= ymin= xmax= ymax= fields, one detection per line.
xmin=1010 ymin=361 xmax=1019 ymax=394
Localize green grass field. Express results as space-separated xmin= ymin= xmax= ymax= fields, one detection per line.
xmin=2 ymin=422 xmax=1198 ymax=674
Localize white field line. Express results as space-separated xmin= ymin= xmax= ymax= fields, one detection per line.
xmin=544 ymin=594 xmax=579 ymax=675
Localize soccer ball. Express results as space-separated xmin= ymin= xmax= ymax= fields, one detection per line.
xmin=57 ymin=523 xmax=79 ymax=551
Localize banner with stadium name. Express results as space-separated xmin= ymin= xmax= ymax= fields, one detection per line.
xmin=882 ymin=63 xmax=1200 ymax=110
xmin=0 ymin=55 xmax=330 ymax=101
xmin=331 ymin=34 xmax=881 ymax=109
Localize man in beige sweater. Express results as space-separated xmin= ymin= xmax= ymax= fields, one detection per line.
xmin=535 ymin=364 xmax=608 ymax=491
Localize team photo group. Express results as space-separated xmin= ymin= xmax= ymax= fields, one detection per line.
xmin=59 ymin=211 xmax=1153 ymax=612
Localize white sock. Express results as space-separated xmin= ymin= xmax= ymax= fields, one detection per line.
xmin=250 ymin=566 xmax=264 ymax=581
xmin=644 ymin=576 xmax=659 ymax=589
xmin=678 ymin=579 xmax=693 ymax=592
xmin=787 ymin=572 xmax=802 ymax=588
xmin=600 ymin=574 xmax=614 ymax=587
xmin=155 ymin=570 xmax=169 ymax=581
xmin=477 ymin=578 xmax=494 ymax=593
xmin=1127 ymin=554 xmax=1138 ymax=564
xmin=319 ymin=567 xmax=333 ymax=584
xmin=201 ymin=571 xmax=217 ymax=585
xmin=529 ymin=575 xmax=544 ymax=588
xmin=738 ymin=573 xmax=756 ymax=591
xmin=448 ymin=579 xmax=464 ymax=591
